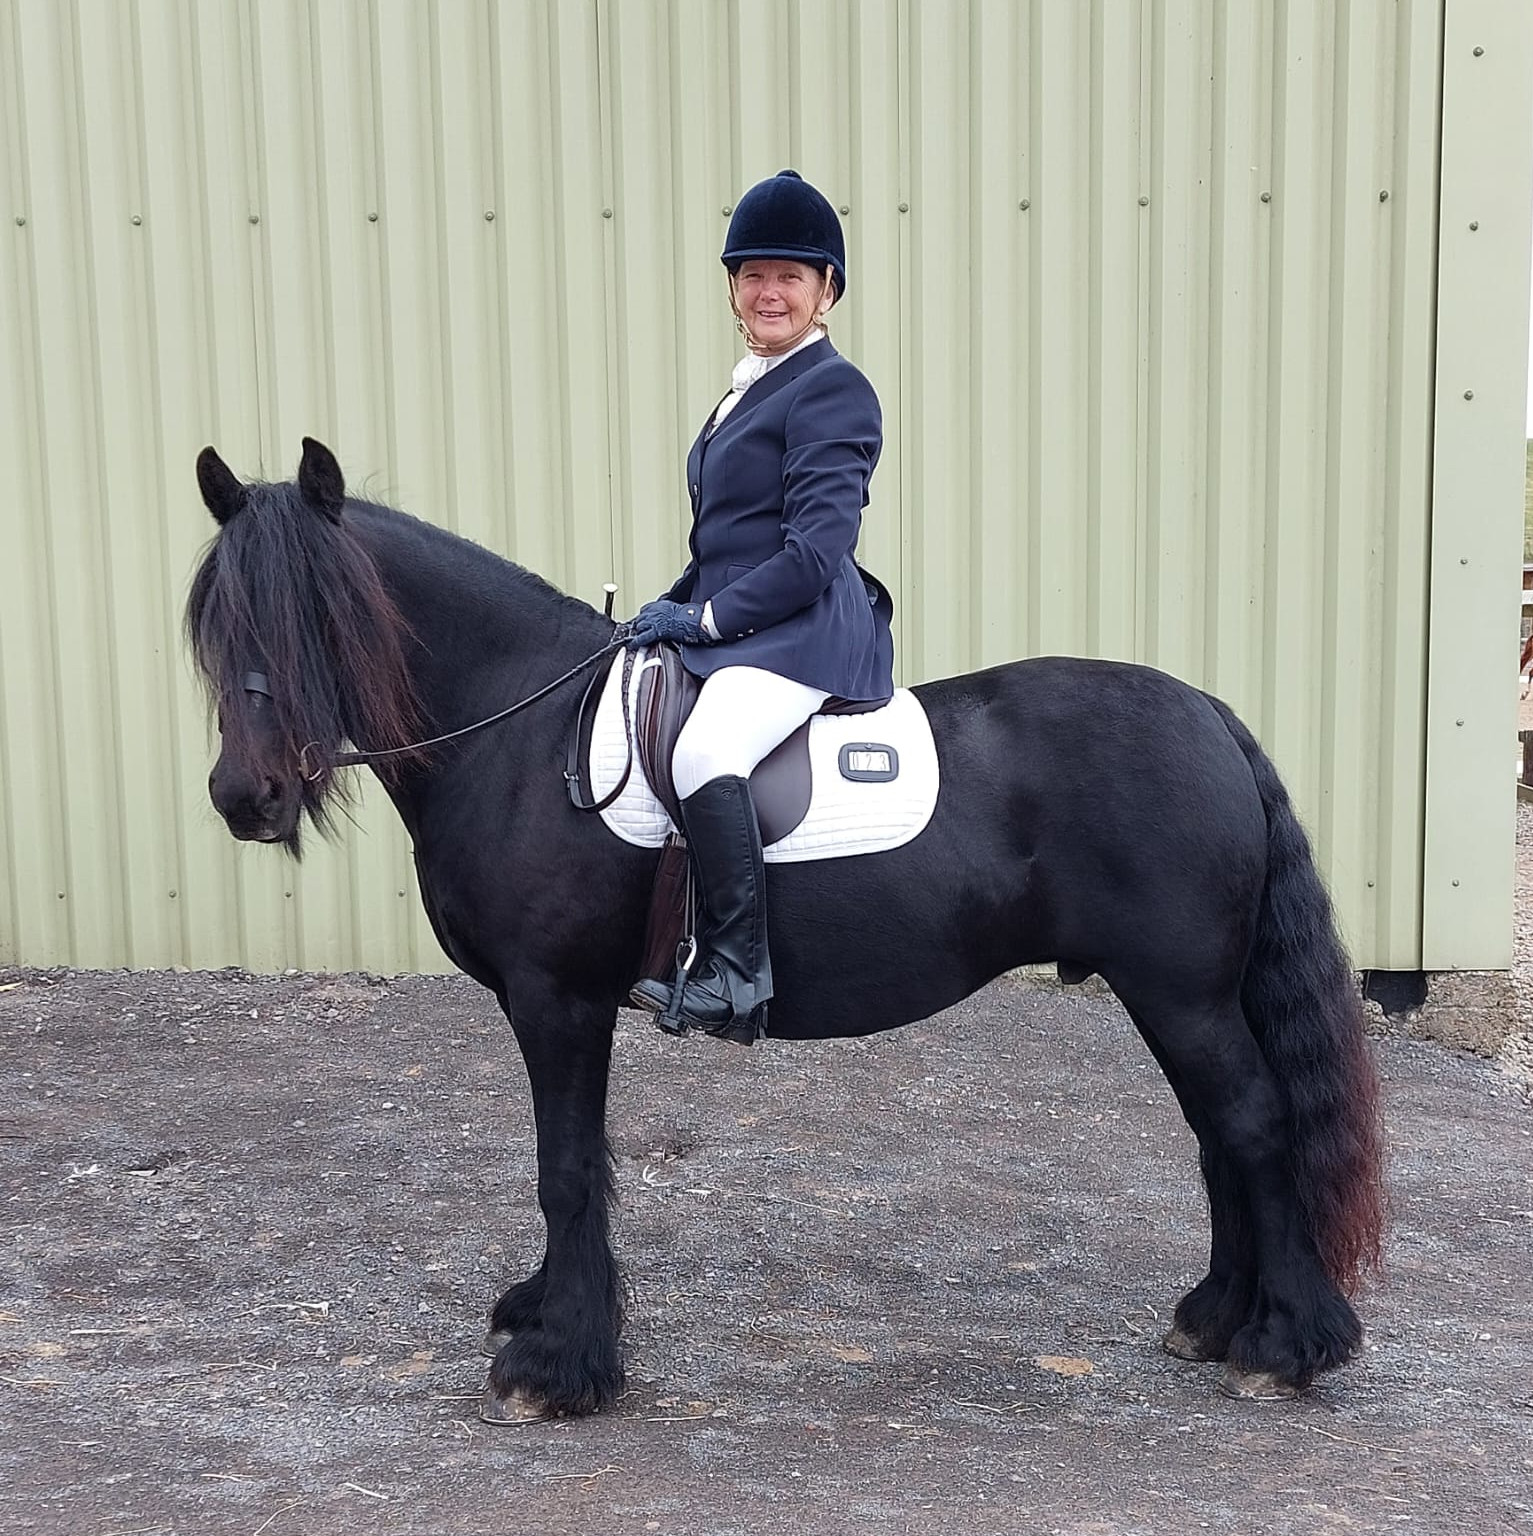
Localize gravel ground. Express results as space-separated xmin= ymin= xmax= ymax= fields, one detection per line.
xmin=1503 ymin=800 xmax=1533 ymax=1090
xmin=0 ymin=834 xmax=1530 ymax=1535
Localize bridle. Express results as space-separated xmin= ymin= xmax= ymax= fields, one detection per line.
xmin=239 ymin=631 xmax=631 ymax=782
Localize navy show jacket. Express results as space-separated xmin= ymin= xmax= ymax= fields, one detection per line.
xmin=665 ymin=338 xmax=895 ymax=703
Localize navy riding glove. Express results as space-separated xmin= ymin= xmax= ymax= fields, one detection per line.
xmin=628 ymin=599 xmax=709 ymax=649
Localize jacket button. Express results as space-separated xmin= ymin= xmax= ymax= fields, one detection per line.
xmin=690 ymin=483 xmax=698 ymax=497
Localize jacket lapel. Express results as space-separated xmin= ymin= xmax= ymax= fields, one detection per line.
xmin=704 ymin=338 xmax=836 ymax=442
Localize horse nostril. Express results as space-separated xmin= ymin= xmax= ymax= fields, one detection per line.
xmin=264 ymin=778 xmax=283 ymax=805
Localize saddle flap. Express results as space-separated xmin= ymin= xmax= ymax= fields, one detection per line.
xmin=635 ymin=645 xmax=699 ymax=825
xmin=633 ymin=643 xmax=812 ymax=844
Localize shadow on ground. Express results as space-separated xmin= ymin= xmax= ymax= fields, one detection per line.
xmin=0 ymin=968 xmax=1528 ymax=1535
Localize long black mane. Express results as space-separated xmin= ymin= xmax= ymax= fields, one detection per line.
xmin=185 ymin=481 xmax=426 ymax=843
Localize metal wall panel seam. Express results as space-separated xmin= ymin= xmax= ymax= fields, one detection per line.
xmin=893 ymin=0 xmax=912 ymax=678
xmin=971 ymin=0 xmax=1025 ymax=670
xmin=1028 ymin=1 xmax=1088 ymax=666
xmin=847 ymin=0 xmax=902 ymax=663
xmin=1261 ymin=0 xmax=1326 ymax=820
xmin=594 ymin=0 xmax=626 ymax=613
xmin=1422 ymin=0 xmax=1533 ymax=969
xmin=1372 ymin=0 xmax=1442 ymax=969
xmin=1203 ymin=0 xmax=1266 ymax=715
xmin=1315 ymin=0 xmax=1387 ymax=949
xmin=230 ymin=0 xmax=292 ymax=970
xmin=1132 ymin=0 xmax=1152 ymax=669
xmin=908 ymin=0 xmax=969 ymax=684
xmin=1145 ymin=0 xmax=1213 ymax=685
xmin=314 ymin=0 xmax=413 ymax=974
xmin=33 ymin=0 xmax=124 ymax=964
xmin=254 ymin=0 xmax=346 ymax=972
xmin=0 ymin=0 xmax=62 ymax=963
xmin=178 ymin=0 xmax=258 ymax=971
xmin=136 ymin=0 xmax=204 ymax=968
xmin=1086 ymin=0 xmax=1142 ymax=667
xmin=84 ymin=0 xmax=179 ymax=966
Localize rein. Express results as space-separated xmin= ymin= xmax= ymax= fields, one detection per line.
xmin=242 ymin=630 xmax=632 ymax=782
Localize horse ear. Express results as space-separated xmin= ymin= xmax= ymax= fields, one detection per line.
xmin=196 ymin=447 xmax=245 ymax=526
xmin=298 ymin=437 xmax=346 ymax=520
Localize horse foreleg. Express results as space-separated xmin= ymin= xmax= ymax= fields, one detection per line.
xmin=481 ymin=1257 xmax=548 ymax=1357
xmin=481 ymin=992 xmax=623 ymax=1423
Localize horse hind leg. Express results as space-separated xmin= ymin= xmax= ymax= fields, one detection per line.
xmin=1162 ymin=1146 xmax=1255 ymax=1364
xmin=1118 ymin=987 xmax=1362 ymax=1398
xmin=1125 ymin=1007 xmax=1255 ymax=1365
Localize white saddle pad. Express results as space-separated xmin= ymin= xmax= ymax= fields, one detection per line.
xmin=588 ymin=652 xmax=939 ymax=863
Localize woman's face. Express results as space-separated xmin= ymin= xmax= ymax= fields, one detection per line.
xmin=732 ymin=260 xmax=833 ymax=349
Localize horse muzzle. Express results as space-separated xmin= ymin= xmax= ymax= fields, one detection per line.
xmin=209 ymin=762 xmax=300 ymax=844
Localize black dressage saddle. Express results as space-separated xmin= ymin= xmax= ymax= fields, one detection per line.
xmin=568 ymin=642 xmax=880 ymax=843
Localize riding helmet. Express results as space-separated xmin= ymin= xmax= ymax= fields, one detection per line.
xmin=721 ymin=169 xmax=847 ymax=301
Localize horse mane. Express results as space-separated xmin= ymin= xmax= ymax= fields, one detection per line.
xmin=184 ymin=480 xmax=426 ymax=847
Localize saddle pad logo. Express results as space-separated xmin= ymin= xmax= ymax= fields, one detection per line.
xmin=588 ymin=659 xmax=940 ymax=863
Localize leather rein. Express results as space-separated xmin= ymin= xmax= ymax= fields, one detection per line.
xmin=239 ymin=629 xmax=634 ymax=805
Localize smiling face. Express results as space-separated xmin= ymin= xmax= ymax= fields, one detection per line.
xmin=730 ymin=259 xmax=836 ymax=352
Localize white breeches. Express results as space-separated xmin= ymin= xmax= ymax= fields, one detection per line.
xmin=672 ymin=666 xmax=831 ymax=800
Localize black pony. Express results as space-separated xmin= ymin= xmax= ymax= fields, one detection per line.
xmin=185 ymin=438 xmax=1384 ymax=1420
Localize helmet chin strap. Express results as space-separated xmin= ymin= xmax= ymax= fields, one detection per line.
xmin=729 ymin=266 xmax=837 ymax=356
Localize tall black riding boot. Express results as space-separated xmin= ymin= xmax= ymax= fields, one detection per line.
xmin=671 ymin=774 xmax=773 ymax=1045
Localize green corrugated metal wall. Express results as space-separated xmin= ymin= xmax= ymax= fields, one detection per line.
xmin=1 ymin=0 xmax=1529 ymax=975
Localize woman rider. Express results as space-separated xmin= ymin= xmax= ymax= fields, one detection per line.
xmin=627 ymin=169 xmax=895 ymax=1045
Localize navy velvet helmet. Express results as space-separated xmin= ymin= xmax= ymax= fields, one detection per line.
xmin=721 ymin=169 xmax=847 ymax=301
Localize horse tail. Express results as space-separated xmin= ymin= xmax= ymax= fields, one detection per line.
xmin=1206 ymin=695 xmax=1386 ymax=1294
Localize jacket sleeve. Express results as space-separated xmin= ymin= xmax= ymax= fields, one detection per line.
xmin=707 ymin=363 xmax=881 ymax=640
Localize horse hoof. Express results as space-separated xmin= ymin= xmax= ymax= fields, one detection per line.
xmin=1218 ymin=1367 xmax=1300 ymax=1400
xmin=479 ymin=1384 xmax=553 ymax=1425
xmin=481 ymin=1328 xmax=514 ymax=1360
xmin=1162 ymin=1325 xmax=1217 ymax=1362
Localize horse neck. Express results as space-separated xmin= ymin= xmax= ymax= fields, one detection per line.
xmin=349 ymin=502 xmax=610 ymax=720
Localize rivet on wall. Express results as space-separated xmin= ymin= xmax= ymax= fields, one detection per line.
xmin=1019 ymin=198 xmax=1030 ymax=211
xmin=1260 ymin=191 xmax=1272 ymax=204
